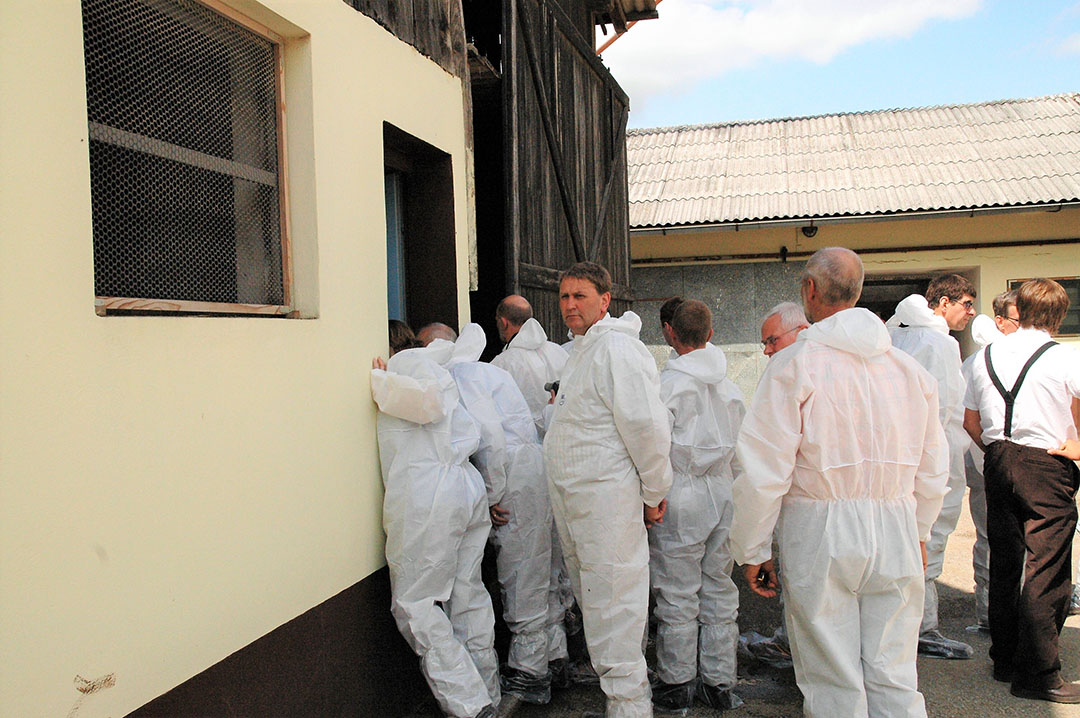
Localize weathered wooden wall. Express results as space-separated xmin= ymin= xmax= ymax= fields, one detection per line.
xmin=504 ymin=0 xmax=633 ymax=339
xmin=345 ymin=0 xmax=468 ymax=79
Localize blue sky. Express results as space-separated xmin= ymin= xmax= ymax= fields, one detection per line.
xmin=600 ymin=0 xmax=1080 ymax=129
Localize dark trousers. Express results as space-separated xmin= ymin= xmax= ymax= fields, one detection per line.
xmin=984 ymin=440 xmax=1079 ymax=686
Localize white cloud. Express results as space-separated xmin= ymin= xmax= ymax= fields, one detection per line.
xmin=1057 ymin=32 xmax=1080 ymax=54
xmin=601 ymin=0 xmax=983 ymax=105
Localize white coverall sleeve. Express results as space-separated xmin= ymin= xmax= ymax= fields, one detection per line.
xmin=370 ymin=369 xmax=448 ymax=425
xmin=608 ymin=345 xmax=673 ymax=507
xmin=930 ymin=341 xmax=965 ymax=428
xmin=731 ymin=362 xmax=803 ymax=566
xmin=914 ymin=375 xmax=951 ymax=541
xmin=460 ymin=387 xmax=510 ymax=506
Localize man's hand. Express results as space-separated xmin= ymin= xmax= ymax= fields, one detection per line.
xmin=920 ymin=541 xmax=928 ymax=572
xmin=644 ymin=498 xmax=668 ymax=528
xmin=744 ymin=560 xmax=779 ymax=598
xmin=489 ymin=504 xmax=509 ymax=527
xmin=1049 ymin=439 xmax=1080 ymax=461
xmin=372 ymin=356 xmax=387 ymax=371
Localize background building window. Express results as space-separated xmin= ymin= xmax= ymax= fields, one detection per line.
xmin=1009 ymin=277 xmax=1080 ymax=336
xmin=82 ymin=0 xmax=289 ymax=314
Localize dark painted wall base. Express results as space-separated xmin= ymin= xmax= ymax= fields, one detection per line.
xmin=127 ymin=567 xmax=428 ymax=717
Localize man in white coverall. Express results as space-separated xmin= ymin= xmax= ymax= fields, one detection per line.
xmin=732 ymin=247 xmax=949 ymax=718
xmin=960 ymin=292 xmax=1018 ymax=633
xmin=545 ymin=261 xmax=673 ymax=718
xmin=427 ymin=322 xmax=559 ymax=705
xmin=886 ymin=273 xmax=977 ymax=660
xmin=491 ymin=296 xmax=574 ymax=685
xmin=649 ymin=299 xmax=745 ymax=715
xmin=743 ymin=301 xmax=810 ymax=669
xmin=370 ymin=339 xmax=499 ymax=718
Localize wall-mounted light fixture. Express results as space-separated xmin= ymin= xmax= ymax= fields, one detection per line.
xmin=801 ymin=225 xmax=818 ymax=238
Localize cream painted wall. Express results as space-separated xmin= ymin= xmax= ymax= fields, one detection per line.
xmin=0 ymin=1 xmax=472 ymax=716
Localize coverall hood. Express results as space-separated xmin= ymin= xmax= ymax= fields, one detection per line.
xmin=802 ymin=307 xmax=892 ymax=358
xmin=886 ymin=293 xmax=949 ymax=334
xmin=663 ymin=342 xmax=728 ymax=385
xmin=508 ymin=318 xmax=548 ymax=351
xmin=970 ymin=314 xmax=1003 ymax=347
xmin=449 ymin=323 xmax=487 ymax=364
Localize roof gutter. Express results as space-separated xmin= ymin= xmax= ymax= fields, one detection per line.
xmin=632 ymin=236 xmax=1080 ymax=266
xmin=629 ymin=201 xmax=1080 ymax=238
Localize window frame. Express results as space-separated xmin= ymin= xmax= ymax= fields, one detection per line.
xmin=89 ymin=0 xmax=294 ymax=318
xmin=1007 ymin=276 xmax=1080 ymax=337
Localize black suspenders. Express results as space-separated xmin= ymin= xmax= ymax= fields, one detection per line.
xmin=984 ymin=341 xmax=1058 ymax=438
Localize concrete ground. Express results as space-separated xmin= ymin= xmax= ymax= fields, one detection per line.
xmin=410 ymin=491 xmax=1080 ymax=717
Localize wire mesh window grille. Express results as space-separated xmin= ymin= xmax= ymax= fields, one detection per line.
xmin=82 ymin=0 xmax=286 ymax=311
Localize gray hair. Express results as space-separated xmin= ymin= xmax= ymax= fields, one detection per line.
xmin=803 ymin=247 xmax=864 ymax=307
xmin=762 ymin=301 xmax=809 ymax=332
xmin=417 ymin=322 xmax=458 ymax=345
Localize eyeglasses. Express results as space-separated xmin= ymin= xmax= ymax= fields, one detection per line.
xmin=950 ymin=299 xmax=975 ymax=310
xmin=998 ymin=315 xmax=1020 ymax=326
xmin=761 ymin=326 xmax=801 ymax=348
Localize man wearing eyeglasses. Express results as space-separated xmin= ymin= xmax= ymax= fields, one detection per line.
xmin=887 ymin=273 xmax=978 ymax=660
xmin=760 ymin=302 xmax=810 ymax=358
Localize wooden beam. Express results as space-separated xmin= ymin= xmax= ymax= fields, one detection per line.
xmin=516 ymin=0 xmax=587 ymax=263
xmin=590 ymin=104 xmax=628 ymax=261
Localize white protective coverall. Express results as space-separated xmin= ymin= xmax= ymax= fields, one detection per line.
xmin=886 ymin=294 xmax=970 ymax=635
xmin=370 ymin=340 xmax=500 ymax=718
xmin=732 ymin=307 xmax=949 ymax=718
xmin=544 ymin=311 xmax=673 ymax=718
xmin=961 ymin=315 xmax=1005 ymax=627
xmin=651 ymin=343 xmax=745 ymax=689
xmin=491 ymin=318 xmax=571 ymax=665
xmin=445 ymin=324 xmax=554 ymax=679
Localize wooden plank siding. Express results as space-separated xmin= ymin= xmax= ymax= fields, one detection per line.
xmin=345 ymin=0 xmax=467 ymax=79
xmin=506 ymin=0 xmax=633 ymax=338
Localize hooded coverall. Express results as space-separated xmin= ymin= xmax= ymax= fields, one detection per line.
xmin=961 ymin=314 xmax=1005 ymax=628
xmin=491 ymin=317 xmax=572 ymax=666
xmin=370 ymin=340 xmax=501 ymax=718
xmin=650 ymin=343 xmax=745 ymax=691
xmin=446 ymin=324 xmax=554 ymax=681
xmin=887 ymin=294 xmax=971 ymax=638
xmin=732 ymin=307 xmax=949 ymax=718
xmin=544 ymin=311 xmax=673 ymax=718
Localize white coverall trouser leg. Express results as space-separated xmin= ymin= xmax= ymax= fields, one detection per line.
xmin=548 ymin=525 xmax=570 ymax=661
xmin=921 ymin=428 xmax=968 ymax=633
xmin=649 ymin=474 xmax=739 ymax=689
xmin=549 ymin=481 xmax=652 ymax=718
xmin=780 ymin=499 xmax=927 ymax=718
xmin=389 ymin=484 xmax=500 ymax=718
xmin=964 ymin=452 xmax=990 ymax=625
xmin=493 ymin=447 xmax=556 ymax=676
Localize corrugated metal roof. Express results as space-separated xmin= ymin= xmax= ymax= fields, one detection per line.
xmin=627 ymin=93 xmax=1080 ymax=227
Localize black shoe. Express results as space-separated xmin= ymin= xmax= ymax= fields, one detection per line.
xmin=652 ymin=679 xmax=695 ymax=716
xmin=1011 ymin=678 xmax=1080 ymax=704
xmin=500 ymin=666 xmax=551 ymax=705
xmin=473 ymin=705 xmax=496 ymax=718
xmin=992 ymin=665 xmax=1013 ymax=683
xmin=697 ymin=682 xmax=744 ymax=710
xmin=917 ymin=629 xmax=973 ymax=659
xmin=549 ymin=658 xmax=571 ymax=689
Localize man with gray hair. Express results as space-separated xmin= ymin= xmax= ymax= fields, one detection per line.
xmin=760 ymin=302 xmax=809 ymax=358
xmin=732 ymin=247 xmax=948 ymax=717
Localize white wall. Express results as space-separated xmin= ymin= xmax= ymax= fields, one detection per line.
xmin=0 ymin=1 xmax=472 ymax=715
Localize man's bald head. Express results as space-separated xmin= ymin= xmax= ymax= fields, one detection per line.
xmin=801 ymin=247 xmax=864 ymax=321
xmin=417 ymin=322 xmax=458 ymax=346
xmin=495 ymin=295 xmax=533 ymax=343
